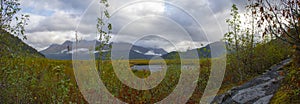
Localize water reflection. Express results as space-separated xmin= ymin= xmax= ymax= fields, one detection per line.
xmin=131 ymin=65 xmax=198 ymax=72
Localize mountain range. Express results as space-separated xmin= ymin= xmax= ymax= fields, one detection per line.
xmin=40 ymin=40 xmax=226 ymax=60
xmin=40 ymin=40 xmax=168 ymax=60
xmin=162 ymin=41 xmax=226 ymax=59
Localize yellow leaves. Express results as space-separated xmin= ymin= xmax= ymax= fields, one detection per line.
xmin=279 ymin=71 xmax=285 ymax=76
xmin=293 ymin=45 xmax=297 ymax=49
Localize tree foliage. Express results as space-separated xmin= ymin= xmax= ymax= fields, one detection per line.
xmin=248 ymin=0 xmax=300 ymax=45
xmin=97 ymin=0 xmax=112 ymax=70
xmin=0 ymin=0 xmax=29 ymax=39
xmin=224 ymin=4 xmax=292 ymax=82
xmin=225 ymin=4 xmax=257 ymax=81
xmin=248 ymin=0 xmax=300 ymax=66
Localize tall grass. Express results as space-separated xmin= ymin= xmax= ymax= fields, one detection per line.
xmin=0 ymin=39 xmax=292 ymax=103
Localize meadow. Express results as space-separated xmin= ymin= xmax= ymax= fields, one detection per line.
xmin=0 ymin=47 xmax=293 ymax=104
xmin=0 ymin=32 xmax=296 ymax=103
xmin=1 ymin=0 xmax=300 ymax=103
xmin=0 ymin=56 xmax=211 ymax=103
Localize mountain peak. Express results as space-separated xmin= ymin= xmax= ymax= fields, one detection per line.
xmin=40 ymin=40 xmax=168 ymax=60
xmin=62 ymin=40 xmax=73 ymax=45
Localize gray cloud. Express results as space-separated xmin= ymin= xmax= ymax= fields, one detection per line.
xmin=27 ymin=12 xmax=77 ymax=33
xmin=20 ymin=0 xmax=247 ymax=51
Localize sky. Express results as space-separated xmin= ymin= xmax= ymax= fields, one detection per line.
xmin=19 ymin=0 xmax=247 ymax=52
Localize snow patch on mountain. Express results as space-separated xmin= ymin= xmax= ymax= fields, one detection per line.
xmin=145 ymin=50 xmax=162 ymax=56
xmin=61 ymin=49 xmax=68 ymax=53
xmin=134 ymin=50 xmax=143 ymax=54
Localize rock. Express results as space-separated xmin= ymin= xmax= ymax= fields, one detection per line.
xmin=232 ymin=86 xmax=265 ymax=103
xmin=210 ymin=59 xmax=292 ymax=104
xmin=254 ymin=95 xmax=273 ymax=104
xmin=211 ymin=93 xmax=229 ymax=104
xmin=257 ymin=77 xmax=271 ymax=81
xmin=269 ymin=59 xmax=292 ymax=71
xmin=232 ymin=79 xmax=278 ymax=103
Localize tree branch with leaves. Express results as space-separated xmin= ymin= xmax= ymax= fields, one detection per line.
xmin=0 ymin=0 xmax=29 ymax=39
xmin=97 ymin=0 xmax=112 ymax=71
xmin=249 ymin=0 xmax=300 ymax=66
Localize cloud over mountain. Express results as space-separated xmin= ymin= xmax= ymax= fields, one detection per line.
xmin=20 ymin=0 xmax=246 ymax=51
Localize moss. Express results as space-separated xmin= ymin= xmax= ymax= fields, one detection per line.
xmin=271 ymin=63 xmax=300 ymax=103
xmin=271 ymin=90 xmax=290 ymax=104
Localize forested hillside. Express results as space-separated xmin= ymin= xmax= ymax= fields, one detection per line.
xmin=0 ymin=30 xmax=44 ymax=58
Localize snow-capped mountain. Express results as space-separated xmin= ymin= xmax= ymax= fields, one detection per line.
xmin=40 ymin=40 xmax=168 ymax=60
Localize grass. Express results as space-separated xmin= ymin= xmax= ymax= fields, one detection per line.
xmin=0 ymin=56 xmax=214 ymax=103
xmin=0 ymin=47 xmax=293 ymax=103
xmin=0 ymin=57 xmax=86 ymax=103
xmin=271 ymin=63 xmax=300 ymax=103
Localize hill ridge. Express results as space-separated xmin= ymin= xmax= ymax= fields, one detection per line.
xmin=0 ymin=30 xmax=44 ymax=58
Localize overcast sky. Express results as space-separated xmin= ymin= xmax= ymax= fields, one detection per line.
xmin=19 ymin=0 xmax=247 ymax=52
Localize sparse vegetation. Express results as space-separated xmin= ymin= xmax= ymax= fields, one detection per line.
xmin=224 ymin=4 xmax=292 ymax=83
xmin=271 ymin=62 xmax=300 ymax=103
xmin=0 ymin=0 xmax=299 ymax=103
